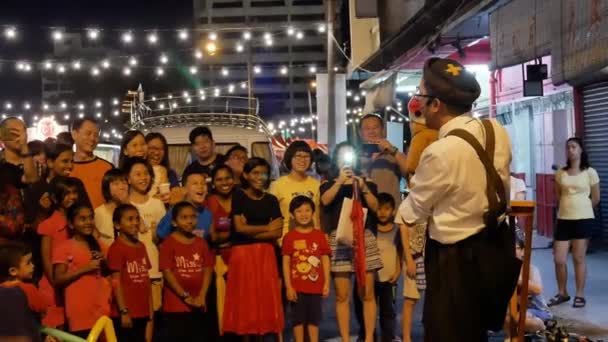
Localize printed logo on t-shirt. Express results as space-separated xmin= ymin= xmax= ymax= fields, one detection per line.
xmin=174 ymin=253 xmax=203 ymax=278
xmin=291 ymin=240 xmax=321 ymax=282
xmin=126 ymin=257 xmax=149 ymax=283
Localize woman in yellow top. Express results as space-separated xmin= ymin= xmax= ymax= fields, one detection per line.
xmin=549 ymin=137 xmax=600 ymax=308
xmin=270 ymin=141 xmax=321 ymax=244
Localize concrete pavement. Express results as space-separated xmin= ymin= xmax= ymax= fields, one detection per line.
xmin=312 ymin=232 xmax=608 ymax=341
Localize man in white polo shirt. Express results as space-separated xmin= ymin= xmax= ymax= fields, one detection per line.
xmin=397 ymin=57 xmax=520 ymax=341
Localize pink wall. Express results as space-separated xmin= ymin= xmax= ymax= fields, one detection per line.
xmin=495 ymin=56 xmax=572 ymax=104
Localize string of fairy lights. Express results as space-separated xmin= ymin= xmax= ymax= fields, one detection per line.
xmin=0 ymin=24 xmax=330 ymax=79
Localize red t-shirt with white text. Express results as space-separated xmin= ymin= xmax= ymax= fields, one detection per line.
xmin=159 ymin=234 xmax=214 ymax=313
xmin=282 ymin=229 xmax=331 ymax=294
xmin=107 ymin=238 xmax=151 ymax=319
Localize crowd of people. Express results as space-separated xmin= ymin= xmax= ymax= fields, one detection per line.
xmin=0 ymin=57 xmax=600 ymax=342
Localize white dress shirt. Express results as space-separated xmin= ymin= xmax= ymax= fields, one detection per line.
xmin=397 ymin=114 xmax=512 ymax=244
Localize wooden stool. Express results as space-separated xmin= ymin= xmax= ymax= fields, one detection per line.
xmin=507 ymin=200 xmax=536 ymax=341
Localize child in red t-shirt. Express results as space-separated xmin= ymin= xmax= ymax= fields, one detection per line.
xmin=0 ymin=242 xmax=46 ymax=315
xmin=108 ymin=204 xmax=153 ymax=342
xmin=52 ymin=203 xmax=112 ymax=338
xmin=159 ymin=201 xmax=214 ymax=342
xmin=282 ymin=196 xmax=331 ymax=342
xmin=37 ymin=176 xmax=82 ymax=328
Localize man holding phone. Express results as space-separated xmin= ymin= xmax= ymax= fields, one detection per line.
xmin=359 ymin=114 xmax=409 ymax=206
xmin=0 ymin=117 xmax=39 ymax=242
xmin=0 ymin=117 xmax=39 ymax=187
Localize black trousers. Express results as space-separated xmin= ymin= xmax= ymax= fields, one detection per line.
xmin=423 ymin=229 xmax=520 ymax=342
xmin=376 ymin=281 xmax=397 ymax=342
xmin=112 ymin=316 xmax=148 ymax=342
xmin=164 ymin=312 xmax=206 ymax=342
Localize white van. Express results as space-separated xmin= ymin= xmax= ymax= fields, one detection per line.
xmin=132 ymin=110 xmax=279 ymax=180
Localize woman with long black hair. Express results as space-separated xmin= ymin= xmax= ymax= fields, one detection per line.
xmin=549 ymin=137 xmax=600 ymax=308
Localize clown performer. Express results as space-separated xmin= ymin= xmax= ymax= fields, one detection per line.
xmin=398 ymin=96 xmax=437 ymax=342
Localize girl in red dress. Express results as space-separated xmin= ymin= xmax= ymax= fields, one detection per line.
xmin=223 ymin=158 xmax=284 ymax=340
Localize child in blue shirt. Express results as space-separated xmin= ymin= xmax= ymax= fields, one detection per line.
xmin=157 ymin=173 xmax=212 ymax=240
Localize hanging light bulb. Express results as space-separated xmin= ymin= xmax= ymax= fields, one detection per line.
xmin=242 ymin=31 xmax=252 ymax=40
xmin=178 ymin=29 xmax=188 ymax=41
xmin=87 ymin=28 xmax=100 ymax=40
xmin=189 ymin=66 xmax=198 ymax=74
xmin=95 ymin=101 xmax=102 ymax=108
xmin=228 ymin=84 xmax=235 ymax=93
xmin=122 ymin=31 xmax=133 ymax=44
xmin=147 ymin=32 xmax=158 ymax=44
xmin=296 ymin=31 xmax=304 ymax=40
xmin=160 ymin=54 xmax=169 ymax=64
xmin=123 ymin=67 xmax=132 ymax=76
xmin=280 ymin=66 xmax=288 ymax=75
xmin=44 ymin=61 xmax=53 ymax=70
xmin=236 ymin=43 xmax=244 ymax=53
xmin=114 ymin=110 xmax=120 ymax=116
xmin=72 ymin=60 xmax=81 ymax=70
xmin=101 ymin=59 xmax=111 ymax=69
xmin=182 ymin=91 xmax=190 ymax=98
xmin=60 ymin=102 xmax=67 ymax=109
xmin=24 ymin=103 xmax=31 ymax=110
xmin=318 ymin=24 xmax=326 ymax=33
xmin=209 ymin=32 xmax=218 ymax=41
xmin=309 ymin=66 xmax=317 ymax=74
xmin=128 ymin=57 xmax=138 ymax=66
xmin=287 ymin=27 xmax=295 ymax=36
xmin=214 ymin=88 xmax=221 ymax=97
xmin=91 ymin=67 xmax=100 ymax=76
xmin=57 ymin=64 xmax=66 ymax=74
xmin=194 ymin=50 xmax=203 ymax=59
xmin=4 ymin=27 xmax=17 ymax=40
xmin=42 ymin=103 xmax=49 ymax=111
xmin=156 ymin=67 xmax=164 ymax=76
xmin=254 ymin=65 xmax=261 ymax=74
xmin=241 ymin=82 xmax=247 ymax=89
xmin=52 ymin=29 xmax=63 ymax=41
xmin=221 ymin=68 xmax=229 ymax=76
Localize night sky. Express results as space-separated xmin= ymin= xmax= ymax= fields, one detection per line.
xmin=0 ymin=0 xmax=194 ymax=103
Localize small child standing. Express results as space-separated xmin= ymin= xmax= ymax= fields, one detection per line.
xmin=374 ymin=193 xmax=402 ymax=342
xmin=282 ymin=195 xmax=331 ymax=342
xmin=0 ymin=242 xmax=46 ymax=314
xmin=108 ymin=204 xmax=153 ymax=342
xmin=95 ymin=168 xmax=130 ymax=245
xmin=52 ymin=203 xmax=112 ymax=337
xmin=0 ymin=243 xmax=46 ymax=342
xmin=159 ymin=201 xmax=214 ymax=342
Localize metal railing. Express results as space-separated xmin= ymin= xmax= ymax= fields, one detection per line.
xmin=130 ymin=95 xmax=267 ymax=133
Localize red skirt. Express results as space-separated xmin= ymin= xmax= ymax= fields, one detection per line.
xmin=223 ymin=243 xmax=284 ymax=335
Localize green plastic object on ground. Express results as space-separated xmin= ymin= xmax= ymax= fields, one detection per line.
xmin=40 ymin=326 xmax=87 ymax=342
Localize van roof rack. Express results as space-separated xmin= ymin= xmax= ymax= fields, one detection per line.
xmin=128 ymin=94 xmax=272 ymax=135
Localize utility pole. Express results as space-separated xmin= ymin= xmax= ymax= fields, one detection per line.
xmin=326 ymin=0 xmax=336 ymax=149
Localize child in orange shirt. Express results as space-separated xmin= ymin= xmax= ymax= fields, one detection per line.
xmin=159 ymin=201 xmax=214 ymax=342
xmin=37 ymin=176 xmax=83 ymax=329
xmin=52 ymin=202 xmax=112 ymax=338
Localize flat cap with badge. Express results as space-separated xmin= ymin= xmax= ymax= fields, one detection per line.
xmin=422 ymin=57 xmax=481 ymax=107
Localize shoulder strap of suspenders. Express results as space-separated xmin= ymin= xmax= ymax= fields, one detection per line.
xmin=447 ymin=120 xmax=507 ymax=227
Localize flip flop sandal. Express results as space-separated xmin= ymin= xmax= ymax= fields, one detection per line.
xmin=547 ymin=294 xmax=571 ymax=307
xmin=573 ymin=296 xmax=586 ymax=308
